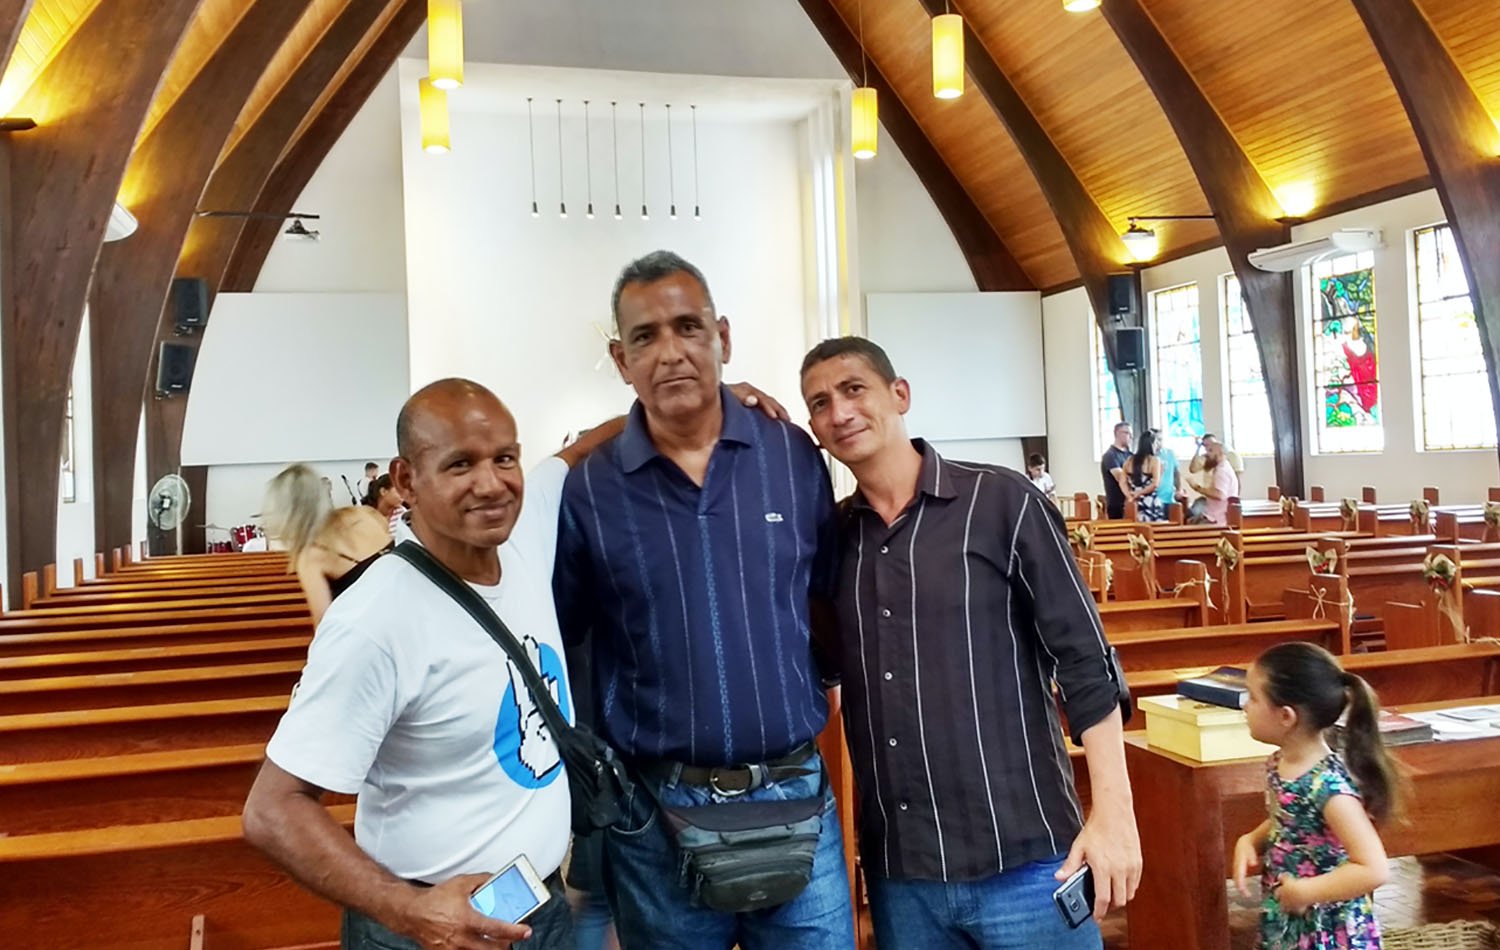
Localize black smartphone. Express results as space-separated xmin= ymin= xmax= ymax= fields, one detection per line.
xmin=1052 ymin=865 xmax=1095 ymax=929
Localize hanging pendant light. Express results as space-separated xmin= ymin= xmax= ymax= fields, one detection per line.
xmin=556 ymin=99 xmax=567 ymax=219
xmin=852 ymin=0 xmax=878 ymax=160
xmin=527 ymin=96 xmax=539 ymax=217
xmin=932 ymin=4 xmax=964 ymax=100
xmin=611 ymin=100 xmax=622 ymax=220
xmin=1121 ymin=221 xmax=1159 ymax=262
xmin=427 ymin=0 xmax=464 ymax=90
xmin=666 ymin=104 xmax=677 ymax=220
xmin=419 ymin=78 xmax=450 ymax=154
xmin=1063 ymin=0 xmax=1101 ymax=11
xmin=639 ymin=102 xmax=649 ymax=221
xmin=691 ymin=104 xmax=701 ymax=221
xmin=584 ymin=100 xmax=595 ymax=219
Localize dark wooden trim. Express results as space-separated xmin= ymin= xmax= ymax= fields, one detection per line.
xmin=1351 ymin=0 xmax=1500 ymax=466
xmin=1303 ymin=176 xmax=1433 ymax=224
xmin=144 ymin=0 xmax=392 ymax=555
xmin=929 ymin=0 xmax=1147 ymax=432
xmin=0 ymin=0 xmax=201 ymax=604
xmin=89 ymin=0 xmax=313 ymax=554
xmin=0 ymin=1 xmax=34 ymax=78
xmin=1103 ymin=0 xmax=1304 ymax=494
xmin=795 ymin=0 xmax=1033 ymax=292
xmin=181 ymin=465 xmax=208 ymax=555
xmin=222 ymin=0 xmax=425 ymax=293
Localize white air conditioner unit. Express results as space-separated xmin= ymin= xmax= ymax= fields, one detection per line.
xmin=1247 ymin=228 xmax=1382 ymax=273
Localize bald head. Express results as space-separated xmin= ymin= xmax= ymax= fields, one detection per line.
xmin=396 ymin=378 xmax=512 ymax=462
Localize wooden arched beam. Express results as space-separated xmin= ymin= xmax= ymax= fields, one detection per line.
xmin=1102 ymin=0 xmax=1305 ymax=494
xmin=1351 ymin=0 xmax=1500 ymax=465
xmin=142 ymin=0 xmax=391 ymax=554
xmin=0 ymin=1 xmax=35 ymax=78
xmin=223 ymin=0 xmax=426 ymax=293
xmin=921 ymin=0 xmax=1148 ymax=433
xmin=0 ymin=0 xmax=201 ymax=601
xmin=87 ymin=0 xmax=314 ymax=554
xmin=793 ymin=0 xmax=1032 ymax=292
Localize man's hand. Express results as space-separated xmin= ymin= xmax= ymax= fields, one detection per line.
xmin=1274 ymin=874 xmax=1313 ymax=915
xmin=1055 ymin=799 xmax=1142 ymax=921
xmin=728 ymin=382 xmax=790 ymax=421
xmin=1232 ymin=833 xmax=1262 ymax=897
xmin=398 ymin=874 xmax=533 ymax=950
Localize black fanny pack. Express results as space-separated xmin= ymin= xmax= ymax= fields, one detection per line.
xmin=641 ymin=751 xmax=826 ymax=914
xmin=393 ymin=542 xmax=633 ymax=834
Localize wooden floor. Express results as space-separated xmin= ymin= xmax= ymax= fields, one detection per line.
xmin=1097 ymin=854 xmax=1500 ymax=948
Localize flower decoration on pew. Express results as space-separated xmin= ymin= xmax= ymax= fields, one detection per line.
xmin=1422 ymin=552 xmax=1458 ymax=593
xmin=1279 ymin=495 xmax=1298 ymax=521
xmin=1338 ymin=497 xmax=1359 ymax=529
xmin=1069 ymin=524 xmax=1093 ymax=550
xmin=1485 ymin=502 xmax=1500 ymax=528
xmin=1213 ymin=537 xmax=1240 ymax=571
xmin=1127 ymin=532 xmax=1153 ymax=564
xmin=1410 ymin=499 xmax=1431 ymax=530
xmin=1305 ymin=546 xmax=1338 ymax=575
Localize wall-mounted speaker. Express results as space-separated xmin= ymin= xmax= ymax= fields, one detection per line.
xmin=156 ymin=342 xmax=197 ymax=396
xmin=172 ymin=277 xmax=209 ymax=333
xmin=1114 ymin=327 xmax=1146 ymax=371
xmin=1107 ymin=273 xmax=1138 ymax=316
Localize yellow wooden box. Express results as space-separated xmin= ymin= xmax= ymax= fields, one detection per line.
xmin=1139 ymin=694 xmax=1277 ymax=762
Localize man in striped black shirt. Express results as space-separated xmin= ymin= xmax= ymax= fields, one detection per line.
xmin=800 ymin=336 xmax=1141 ymax=949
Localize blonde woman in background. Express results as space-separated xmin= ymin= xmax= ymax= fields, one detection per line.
xmin=262 ymin=464 xmax=392 ymax=624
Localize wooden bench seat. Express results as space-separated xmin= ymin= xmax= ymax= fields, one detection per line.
xmin=0 ymin=601 xmax=310 ymax=636
xmin=0 ymin=694 xmax=289 ymax=763
xmin=1110 ymin=618 xmax=1341 ymax=672
xmin=0 ymin=635 xmax=312 ymax=679
xmin=0 ymin=616 xmax=312 ymax=657
xmin=0 ymin=660 xmax=304 ymax=715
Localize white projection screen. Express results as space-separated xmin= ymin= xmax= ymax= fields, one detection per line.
xmin=180 ymin=292 xmax=409 ymax=465
xmin=865 ymin=292 xmax=1046 ymax=441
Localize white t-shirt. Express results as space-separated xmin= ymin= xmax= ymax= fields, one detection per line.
xmin=266 ymin=457 xmax=573 ymax=884
xmin=1030 ymin=471 xmax=1056 ymax=496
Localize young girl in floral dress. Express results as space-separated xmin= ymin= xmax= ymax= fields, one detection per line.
xmin=1232 ymin=643 xmax=1401 ymax=949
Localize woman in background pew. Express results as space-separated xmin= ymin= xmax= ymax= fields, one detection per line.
xmin=1119 ymin=429 xmax=1164 ymax=522
xmin=262 ymin=464 xmax=392 ymax=624
xmin=1233 ymin=642 xmax=1400 ymax=949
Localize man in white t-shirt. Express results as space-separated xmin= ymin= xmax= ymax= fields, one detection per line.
xmin=244 ymin=379 xmax=621 ymax=950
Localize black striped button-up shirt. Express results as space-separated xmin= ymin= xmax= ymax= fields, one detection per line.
xmin=835 ymin=441 xmax=1122 ymax=882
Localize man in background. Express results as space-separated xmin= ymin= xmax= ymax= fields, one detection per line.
xmin=1100 ymin=422 xmax=1133 ymax=519
xmin=1186 ymin=434 xmax=1240 ymax=525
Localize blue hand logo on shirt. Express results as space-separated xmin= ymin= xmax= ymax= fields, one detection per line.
xmin=493 ymin=636 xmax=570 ymax=789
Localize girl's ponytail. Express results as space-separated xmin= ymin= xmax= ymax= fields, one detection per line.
xmin=1339 ymin=671 xmax=1403 ymax=823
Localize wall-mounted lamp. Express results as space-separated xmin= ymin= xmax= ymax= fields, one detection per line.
xmin=1120 ymin=214 xmax=1215 ymax=263
xmin=104 ymin=202 xmax=138 ymax=242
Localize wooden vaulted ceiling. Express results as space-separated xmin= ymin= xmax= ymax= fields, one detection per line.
xmin=825 ymin=0 xmax=1500 ymax=291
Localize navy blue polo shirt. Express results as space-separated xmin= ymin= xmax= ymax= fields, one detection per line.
xmin=554 ymin=386 xmax=837 ymax=767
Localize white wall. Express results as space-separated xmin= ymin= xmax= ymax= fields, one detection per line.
xmin=1039 ymin=188 xmax=1500 ymax=504
xmin=255 ymin=71 xmax=408 ymax=295
xmin=204 ymin=460 xmax=369 ymax=542
xmin=399 ymin=61 xmax=821 ymax=449
xmin=54 ymin=311 xmax=95 ymax=586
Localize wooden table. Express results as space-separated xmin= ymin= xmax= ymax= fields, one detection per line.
xmin=1125 ymin=695 xmax=1500 ymax=949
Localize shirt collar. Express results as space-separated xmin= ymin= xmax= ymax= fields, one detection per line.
xmin=851 ymin=438 xmax=960 ymax=510
xmin=618 ymin=384 xmax=754 ymax=474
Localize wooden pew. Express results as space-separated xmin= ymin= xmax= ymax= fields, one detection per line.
xmin=0 ymin=661 xmax=304 ymax=715
xmin=1434 ymin=506 xmax=1499 ymax=543
xmin=0 ymin=616 xmax=312 ymax=657
xmin=0 ymin=598 xmax=310 ymax=636
xmin=1098 ymin=561 xmax=1209 ymax=633
xmin=1110 ymin=618 xmax=1342 ymax=673
xmin=0 ymin=635 xmax=312 ymax=679
xmin=0 ymin=694 xmax=290 ymax=763
xmin=30 ymin=578 xmax=303 ymax=609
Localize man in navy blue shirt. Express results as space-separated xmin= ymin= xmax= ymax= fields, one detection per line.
xmin=553 ymin=251 xmax=851 ymax=949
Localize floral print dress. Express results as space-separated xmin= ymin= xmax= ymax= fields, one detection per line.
xmin=1260 ymin=751 xmax=1381 ymax=949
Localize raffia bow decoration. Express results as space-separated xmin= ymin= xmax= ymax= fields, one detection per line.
xmin=1104 ymin=558 xmax=1114 ymax=593
xmin=1410 ymin=499 xmax=1431 ymax=529
xmin=1486 ymin=502 xmax=1500 ymax=528
xmin=1069 ymin=524 xmax=1093 ymax=550
xmin=1127 ymin=533 xmax=1152 ymax=564
xmin=1213 ymin=537 xmax=1240 ymax=571
xmin=1339 ymin=497 xmax=1359 ymax=529
xmin=1305 ymin=546 xmax=1338 ymax=575
xmin=1422 ymin=552 xmax=1458 ymax=593
xmin=1279 ymin=496 xmax=1298 ymax=519
xmin=1310 ymin=584 xmax=1357 ymax=629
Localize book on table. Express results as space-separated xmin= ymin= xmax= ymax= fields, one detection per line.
xmin=1331 ymin=709 xmax=1434 ymax=748
xmin=1175 ymin=666 xmax=1248 ymax=710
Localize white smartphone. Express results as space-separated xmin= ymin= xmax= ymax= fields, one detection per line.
xmin=469 ymin=854 xmax=551 ymax=924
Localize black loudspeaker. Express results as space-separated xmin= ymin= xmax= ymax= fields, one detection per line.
xmin=172 ymin=277 xmax=209 ymax=332
xmin=156 ymin=342 xmax=197 ymax=395
xmin=1114 ymin=327 xmax=1146 ymax=371
xmin=1107 ymin=273 xmax=1137 ymax=316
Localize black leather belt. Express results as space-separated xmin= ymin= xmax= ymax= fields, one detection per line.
xmin=638 ymin=742 xmax=817 ymax=796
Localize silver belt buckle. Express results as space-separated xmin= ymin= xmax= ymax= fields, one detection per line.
xmin=709 ymin=762 xmax=762 ymax=797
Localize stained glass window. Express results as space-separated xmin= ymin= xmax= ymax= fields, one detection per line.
xmin=1092 ymin=319 xmax=1123 ymax=458
xmin=60 ymin=388 xmax=75 ymax=504
xmin=1414 ymin=224 xmax=1496 ymax=451
xmin=1149 ymin=283 xmax=1204 ymax=460
xmin=1312 ymin=251 xmax=1382 ymax=453
xmin=1221 ymin=275 xmax=1275 ymax=457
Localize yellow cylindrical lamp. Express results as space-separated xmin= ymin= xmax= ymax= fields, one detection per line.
xmin=852 ymin=86 xmax=878 ymax=160
xmin=932 ymin=13 xmax=964 ymax=100
xmin=1063 ymin=0 xmax=1101 ymax=11
xmin=428 ymin=0 xmax=464 ymax=90
xmin=420 ymin=78 xmax=450 ymax=154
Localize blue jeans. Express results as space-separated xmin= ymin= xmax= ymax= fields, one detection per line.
xmin=603 ymin=752 xmax=854 ymax=950
xmin=868 ymin=855 xmax=1102 ymax=950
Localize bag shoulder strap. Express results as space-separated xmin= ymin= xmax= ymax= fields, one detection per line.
xmin=392 ymin=541 xmax=573 ymax=741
